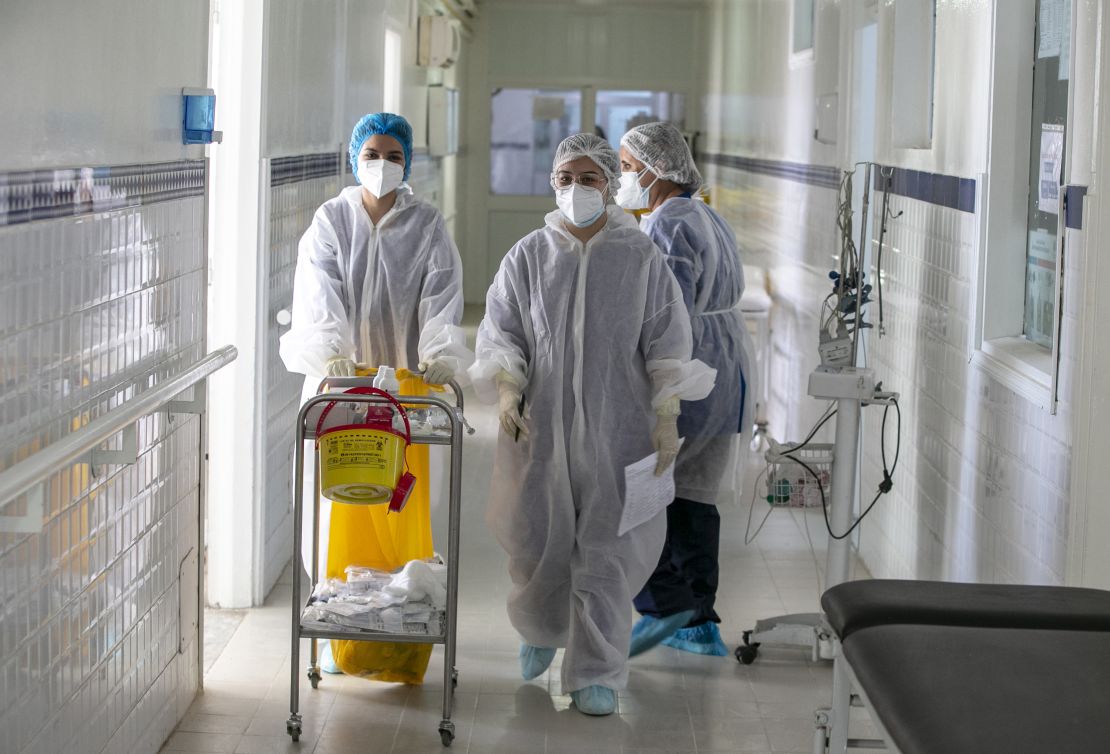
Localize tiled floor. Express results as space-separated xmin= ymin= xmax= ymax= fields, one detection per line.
xmin=161 ymin=384 xmax=873 ymax=754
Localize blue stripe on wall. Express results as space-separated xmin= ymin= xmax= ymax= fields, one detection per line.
xmin=699 ymin=153 xmax=841 ymax=189
xmin=0 ymin=160 xmax=206 ymax=227
xmin=873 ymin=166 xmax=976 ymax=213
xmin=270 ymin=152 xmax=342 ymax=187
xmin=700 ymin=153 xmax=980 ymax=217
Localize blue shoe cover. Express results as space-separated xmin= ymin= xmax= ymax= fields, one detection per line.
xmin=520 ymin=644 xmax=556 ymax=680
xmin=629 ymin=609 xmax=696 ymax=657
xmin=319 ymin=640 xmax=343 ymax=674
xmin=570 ymin=685 xmax=616 ymax=716
xmin=661 ymin=622 xmax=730 ymax=656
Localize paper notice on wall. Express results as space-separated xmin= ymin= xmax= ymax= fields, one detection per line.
xmin=1028 ymin=228 xmax=1057 ymax=264
xmin=1038 ymin=0 xmax=1066 ymax=58
xmin=1038 ymin=124 xmax=1064 ymax=215
xmin=532 ymin=96 xmax=567 ymax=121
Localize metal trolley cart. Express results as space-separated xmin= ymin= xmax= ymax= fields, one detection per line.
xmin=285 ymin=372 xmax=473 ymax=747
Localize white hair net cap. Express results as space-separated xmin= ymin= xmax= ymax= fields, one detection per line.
xmin=552 ymin=133 xmax=621 ymax=194
xmin=621 ymin=122 xmax=703 ymax=192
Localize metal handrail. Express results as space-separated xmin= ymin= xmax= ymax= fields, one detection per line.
xmin=0 ymin=345 xmax=238 ymax=505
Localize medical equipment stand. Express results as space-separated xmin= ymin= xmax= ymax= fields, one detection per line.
xmin=737 ymin=162 xmax=899 ymax=668
xmin=285 ymin=374 xmax=473 ymax=747
xmin=735 ymin=366 xmax=894 ymax=665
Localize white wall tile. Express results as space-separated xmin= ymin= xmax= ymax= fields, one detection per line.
xmin=0 ymin=189 xmax=205 ymax=753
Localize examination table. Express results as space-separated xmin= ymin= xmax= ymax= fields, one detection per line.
xmin=815 ymin=579 xmax=1110 ymax=753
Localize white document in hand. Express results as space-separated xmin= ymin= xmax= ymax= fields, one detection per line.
xmin=619 ymin=440 xmax=684 ymax=536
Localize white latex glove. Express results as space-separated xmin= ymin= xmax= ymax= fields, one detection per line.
xmin=325 ymin=356 xmax=356 ymax=377
xmin=419 ymin=360 xmax=454 ymax=385
xmin=652 ymin=414 xmax=680 ymax=476
xmin=497 ymin=378 xmax=529 ymax=441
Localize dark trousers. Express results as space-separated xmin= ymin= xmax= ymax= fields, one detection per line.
xmin=633 ymin=498 xmax=721 ymax=626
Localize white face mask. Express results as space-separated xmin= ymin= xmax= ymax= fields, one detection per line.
xmin=357 ymin=159 xmax=404 ymax=198
xmin=555 ymin=184 xmax=606 ymax=228
xmin=615 ymin=168 xmax=658 ymax=210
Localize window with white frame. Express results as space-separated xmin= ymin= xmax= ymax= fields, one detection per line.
xmin=384 ymin=27 xmax=402 ymax=114
xmin=977 ymin=0 xmax=1071 ymax=408
xmin=1023 ymin=0 xmax=1070 ymax=348
xmin=488 ymin=88 xmax=686 ymax=197
xmin=792 ymin=0 xmax=815 ymax=57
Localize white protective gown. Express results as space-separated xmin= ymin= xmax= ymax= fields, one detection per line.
xmin=640 ymin=197 xmax=756 ymax=505
xmin=471 ymin=205 xmax=716 ymax=692
xmin=279 ymin=184 xmax=469 ymax=575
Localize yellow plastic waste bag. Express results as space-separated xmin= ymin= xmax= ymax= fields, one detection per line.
xmin=327 ymin=373 xmax=435 ymax=683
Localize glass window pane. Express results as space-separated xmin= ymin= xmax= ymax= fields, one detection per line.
xmin=793 ymin=0 xmax=815 ymax=54
xmin=1023 ymin=0 xmax=1070 ymax=348
xmin=490 ymin=88 xmax=581 ymax=196
xmin=593 ymin=91 xmax=686 ymax=152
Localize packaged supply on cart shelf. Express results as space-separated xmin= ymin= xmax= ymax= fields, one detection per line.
xmin=404 ymin=406 xmax=454 ymax=436
xmin=303 ymin=559 xmax=448 ymax=635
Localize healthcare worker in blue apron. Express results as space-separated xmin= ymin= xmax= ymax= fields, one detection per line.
xmin=617 ymin=121 xmax=755 ymax=657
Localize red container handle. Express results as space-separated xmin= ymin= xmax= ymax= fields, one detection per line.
xmin=315 ymin=386 xmax=412 ymax=445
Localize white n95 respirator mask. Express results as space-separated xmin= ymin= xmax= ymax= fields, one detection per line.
xmin=358 ymin=159 xmax=404 ymax=198
xmin=615 ymin=168 xmax=658 ymax=210
xmin=555 ymin=184 xmax=606 ymax=228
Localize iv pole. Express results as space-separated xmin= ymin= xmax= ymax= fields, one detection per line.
xmin=736 ymin=163 xmax=897 ymax=664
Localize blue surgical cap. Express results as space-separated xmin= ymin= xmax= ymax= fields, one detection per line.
xmin=348 ymin=112 xmax=413 ymax=179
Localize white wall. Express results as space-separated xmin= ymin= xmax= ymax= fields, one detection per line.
xmin=701 ymin=0 xmax=839 ymax=444
xmin=264 ymin=0 xmax=347 ymax=157
xmin=1065 ymin=0 xmax=1110 ymax=589
xmin=0 ymin=1 xmax=209 ymax=170
xmin=0 ymin=2 xmax=212 ymax=751
xmin=705 ymin=0 xmax=837 ymax=165
xmin=702 ymin=0 xmax=1098 ymax=584
xmin=872 ymin=1 xmax=991 ymax=176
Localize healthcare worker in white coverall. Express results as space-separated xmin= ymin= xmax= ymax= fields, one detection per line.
xmin=470 ymin=133 xmax=716 ymax=716
xmin=279 ymin=114 xmax=471 ymax=674
xmin=616 ymin=122 xmax=755 ymax=658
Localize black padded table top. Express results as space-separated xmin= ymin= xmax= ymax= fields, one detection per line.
xmin=843 ymin=624 xmax=1110 ymax=754
xmin=822 ymin=579 xmax=1110 ymax=639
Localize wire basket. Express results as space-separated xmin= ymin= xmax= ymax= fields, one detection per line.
xmin=764 ymin=443 xmax=834 ymax=508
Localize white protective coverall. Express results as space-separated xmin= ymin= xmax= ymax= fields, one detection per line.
xmin=639 ymin=197 xmax=756 ymax=505
xmin=279 ymin=184 xmax=469 ymax=575
xmin=470 ymin=204 xmax=716 ymax=692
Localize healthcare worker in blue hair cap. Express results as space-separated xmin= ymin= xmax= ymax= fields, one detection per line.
xmin=280 ymin=114 xmax=471 ymax=675
xmin=282 ymin=112 xmax=468 ymax=388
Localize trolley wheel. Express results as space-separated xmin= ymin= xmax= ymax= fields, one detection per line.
xmin=735 ymin=643 xmax=759 ymax=665
xmin=307 ymin=667 xmax=322 ymax=689
xmin=439 ymin=721 xmax=455 ymax=747
xmin=286 ymin=719 xmax=302 ymax=742
xmin=736 ymin=631 xmax=760 ymax=665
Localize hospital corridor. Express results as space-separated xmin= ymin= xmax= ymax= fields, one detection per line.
xmin=3 ymin=1 xmax=1110 ymax=753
